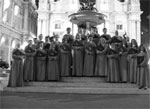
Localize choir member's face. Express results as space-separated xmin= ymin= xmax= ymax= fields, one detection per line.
xmin=16 ymin=43 xmax=20 ymax=49
xmin=131 ymin=39 xmax=137 ymax=48
xmin=34 ymin=38 xmax=38 ymax=44
xmin=115 ymin=31 xmax=119 ymax=36
xmin=45 ymin=37 xmax=49 ymax=43
xmin=28 ymin=40 xmax=32 ymax=46
xmin=67 ymin=28 xmax=71 ymax=34
xmin=76 ymin=36 xmax=80 ymax=41
xmin=39 ymin=34 xmax=43 ymax=41
xmin=103 ymin=28 xmax=107 ymax=34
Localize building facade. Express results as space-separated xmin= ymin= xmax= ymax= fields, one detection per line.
xmin=37 ymin=0 xmax=142 ymax=44
xmin=0 ymin=0 xmax=38 ymax=65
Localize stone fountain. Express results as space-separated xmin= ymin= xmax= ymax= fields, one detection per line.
xmin=69 ymin=0 xmax=106 ymax=29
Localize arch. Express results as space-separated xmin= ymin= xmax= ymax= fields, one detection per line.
xmin=11 ymin=39 xmax=20 ymax=49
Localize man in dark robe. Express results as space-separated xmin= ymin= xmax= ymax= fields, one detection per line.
xmin=72 ymin=35 xmax=84 ymax=77
xmin=8 ymin=43 xmax=24 ymax=87
xmin=100 ymin=28 xmax=111 ymax=43
xmin=119 ymin=40 xmax=128 ymax=82
xmin=95 ymin=38 xmax=108 ymax=77
xmin=35 ymin=42 xmax=46 ymax=81
xmin=83 ymin=37 xmax=96 ymax=77
xmin=47 ymin=43 xmax=60 ymax=81
xmin=137 ymin=45 xmax=149 ymax=89
xmin=43 ymin=36 xmax=50 ymax=51
xmin=127 ymin=39 xmax=139 ymax=83
xmin=107 ymin=43 xmax=120 ymax=83
xmin=24 ymin=40 xmax=36 ymax=81
xmin=62 ymin=27 xmax=74 ymax=45
xmin=60 ymin=37 xmax=72 ymax=77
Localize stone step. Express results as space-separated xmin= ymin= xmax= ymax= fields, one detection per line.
xmin=4 ymin=86 xmax=149 ymax=94
xmin=61 ymin=77 xmax=106 ymax=83
xmin=25 ymin=82 xmax=138 ymax=88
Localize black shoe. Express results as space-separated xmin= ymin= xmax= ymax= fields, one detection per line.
xmin=144 ymin=87 xmax=148 ymax=90
xmin=138 ymin=86 xmax=143 ymax=89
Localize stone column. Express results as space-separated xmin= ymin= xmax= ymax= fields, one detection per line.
xmin=0 ymin=0 xmax=3 ymax=23
xmin=23 ymin=2 xmax=29 ymax=34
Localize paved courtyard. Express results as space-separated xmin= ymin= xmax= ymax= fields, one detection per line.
xmin=0 ymin=92 xmax=150 ymax=109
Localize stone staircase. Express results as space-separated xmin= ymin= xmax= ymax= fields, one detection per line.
xmin=3 ymin=77 xmax=150 ymax=94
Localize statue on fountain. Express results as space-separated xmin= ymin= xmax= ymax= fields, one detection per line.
xmin=79 ymin=0 xmax=97 ymax=12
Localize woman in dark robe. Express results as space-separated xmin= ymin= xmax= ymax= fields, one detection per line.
xmin=119 ymin=40 xmax=128 ymax=82
xmin=127 ymin=39 xmax=139 ymax=83
xmin=107 ymin=43 xmax=120 ymax=82
xmin=8 ymin=43 xmax=24 ymax=87
xmin=35 ymin=42 xmax=46 ymax=81
xmin=95 ymin=38 xmax=108 ymax=77
xmin=137 ymin=45 xmax=149 ymax=89
xmin=23 ymin=40 xmax=36 ymax=81
xmin=83 ymin=37 xmax=96 ymax=77
xmin=60 ymin=38 xmax=72 ymax=77
xmin=47 ymin=44 xmax=60 ymax=81
xmin=72 ymin=35 xmax=84 ymax=77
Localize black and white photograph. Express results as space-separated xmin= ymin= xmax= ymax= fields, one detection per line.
xmin=0 ymin=0 xmax=150 ymax=109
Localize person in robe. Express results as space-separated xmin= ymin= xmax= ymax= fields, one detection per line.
xmin=35 ymin=42 xmax=46 ymax=81
xmin=72 ymin=35 xmax=84 ymax=77
xmin=136 ymin=45 xmax=149 ymax=89
xmin=43 ymin=36 xmax=50 ymax=51
xmin=81 ymin=28 xmax=88 ymax=44
xmin=93 ymin=27 xmax=100 ymax=46
xmin=59 ymin=37 xmax=72 ymax=77
xmin=119 ymin=40 xmax=128 ymax=82
xmin=23 ymin=40 xmax=36 ymax=81
xmin=127 ymin=39 xmax=139 ymax=83
xmin=95 ymin=38 xmax=108 ymax=77
xmin=8 ymin=43 xmax=24 ymax=87
xmin=83 ymin=37 xmax=96 ymax=77
xmin=53 ymin=35 xmax=61 ymax=52
xmin=62 ymin=27 xmax=74 ymax=45
xmin=100 ymin=28 xmax=111 ymax=44
xmin=47 ymin=43 xmax=60 ymax=81
xmin=107 ymin=43 xmax=120 ymax=82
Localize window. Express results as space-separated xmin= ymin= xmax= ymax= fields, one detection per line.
xmin=54 ymin=0 xmax=60 ymax=2
xmin=55 ymin=23 xmax=61 ymax=29
xmin=14 ymin=5 xmax=19 ymax=16
xmin=116 ymin=24 xmax=123 ymax=30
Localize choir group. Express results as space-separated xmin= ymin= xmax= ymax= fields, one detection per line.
xmin=8 ymin=27 xmax=149 ymax=90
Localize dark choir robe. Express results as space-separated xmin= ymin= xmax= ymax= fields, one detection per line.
xmin=127 ymin=48 xmax=139 ymax=83
xmin=47 ymin=49 xmax=60 ymax=81
xmin=137 ymin=52 xmax=149 ymax=88
xmin=62 ymin=34 xmax=74 ymax=45
xmin=72 ymin=40 xmax=84 ymax=76
xmin=119 ymin=46 xmax=128 ymax=82
xmin=83 ymin=42 xmax=96 ymax=77
xmin=95 ymin=44 xmax=108 ymax=77
xmin=93 ymin=34 xmax=100 ymax=46
xmin=8 ymin=49 xmax=24 ymax=87
xmin=81 ymin=34 xmax=87 ymax=44
xmin=60 ymin=43 xmax=72 ymax=77
xmin=24 ymin=46 xmax=36 ymax=81
xmin=100 ymin=34 xmax=111 ymax=43
xmin=32 ymin=44 xmax=38 ymax=81
xmin=35 ymin=49 xmax=46 ymax=81
xmin=107 ymin=48 xmax=120 ymax=82
xmin=43 ymin=43 xmax=50 ymax=51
